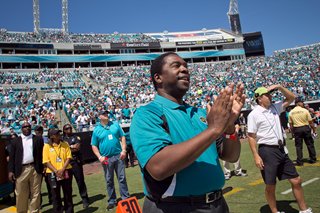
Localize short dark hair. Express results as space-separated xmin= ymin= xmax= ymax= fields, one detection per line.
xmin=34 ymin=125 xmax=43 ymax=132
xmin=150 ymin=52 xmax=179 ymax=90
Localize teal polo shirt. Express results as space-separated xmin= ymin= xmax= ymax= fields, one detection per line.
xmin=91 ymin=121 xmax=124 ymax=157
xmin=122 ymin=108 xmax=131 ymax=118
xmin=130 ymin=94 xmax=225 ymax=196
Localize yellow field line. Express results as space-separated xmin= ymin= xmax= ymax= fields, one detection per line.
xmin=6 ymin=206 xmax=16 ymax=212
xmin=224 ymin=187 xmax=245 ymax=197
xmin=304 ymin=162 xmax=320 ymax=167
xmin=247 ymin=178 xmax=264 ymax=186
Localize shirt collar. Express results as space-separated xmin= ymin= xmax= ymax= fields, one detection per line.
xmin=21 ymin=133 xmax=33 ymax=140
xmin=154 ymin=94 xmax=187 ymax=110
xmin=99 ymin=121 xmax=112 ymax=129
xmin=255 ymin=104 xmax=270 ymax=113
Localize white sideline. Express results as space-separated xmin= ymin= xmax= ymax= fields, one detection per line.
xmin=281 ymin=177 xmax=319 ymax=195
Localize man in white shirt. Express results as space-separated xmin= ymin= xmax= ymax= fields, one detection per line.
xmin=8 ymin=122 xmax=44 ymax=213
xmin=247 ymin=85 xmax=312 ymax=213
xmin=76 ymin=111 xmax=88 ymax=132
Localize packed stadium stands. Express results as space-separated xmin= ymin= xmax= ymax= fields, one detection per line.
xmin=0 ymin=30 xmax=158 ymax=44
xmin=1 ymin=28 xmax=319 ymax=135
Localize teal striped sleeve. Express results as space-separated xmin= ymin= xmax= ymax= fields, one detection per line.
xmin=130 ymin=107 xmax=172 ymax=169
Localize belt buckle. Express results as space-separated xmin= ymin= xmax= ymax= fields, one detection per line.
xmin=205 ymin=191 xmax=216 ymax=203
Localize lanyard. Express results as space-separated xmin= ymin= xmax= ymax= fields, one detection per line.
xmin=261 ymin=105 xmax=283 ymax=143
xmin=51 ymin=143 xmax=61 ymax=159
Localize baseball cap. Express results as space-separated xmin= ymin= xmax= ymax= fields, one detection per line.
xmin=98 ymin=110 xmax=109 ymax=116
xmin=48 ymin=128 xmax=62 ymax=138
xmin=254 ymin=87 xmax=269 ymax=98
xmin=63 ymin=124 xmax=72 ymax=130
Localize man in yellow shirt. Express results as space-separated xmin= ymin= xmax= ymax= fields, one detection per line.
xmin=288 ymin=97 xmax=317 ymax=166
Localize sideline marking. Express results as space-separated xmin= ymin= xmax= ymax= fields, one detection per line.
xmin=248 ymin=178 xmax=264 ymax=186
xmin=0 ymin=206 xmax=17 ymax=213
xmin=281 ymin=177 xmax=319 ymax=195
xmin=7 ymin=207 xmax=16 ymax=212
xmin=305 ymin=162 xmax=320 ymax=167
xmin=224 ymin=187 xmax=245 ymax=197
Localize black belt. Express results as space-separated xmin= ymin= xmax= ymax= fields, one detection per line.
xmin=293 ymin=125 xmax=309 ymax=129
xmin=258 ymin=144 xmax=280 ymax=149
xmin=148 ymin=190 xmax=222 ymax=204
xmin=22 ymin=162 xmax=34 ymax=166
xmin=259 ymin=144 xmax=286 ymax=153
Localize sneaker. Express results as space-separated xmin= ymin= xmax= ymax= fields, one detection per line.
xmin=224 ymin=173 xmax=231 ymax=180
xmin=235 ymin=171 xmax=248 ymax=177
xmin=299 ymin=207 xmax=313 ymax=213
xmin=106 ymin=203 xmax=116 ymax=211
xmin=308 ymin=159 xmax=316 ymax=164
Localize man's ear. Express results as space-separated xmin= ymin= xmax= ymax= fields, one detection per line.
xmin=154 ymin=73 xmax=162 ymax=84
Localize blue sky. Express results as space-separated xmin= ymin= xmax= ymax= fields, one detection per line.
xmin=0 ymin=0 xmax=319 ymax=55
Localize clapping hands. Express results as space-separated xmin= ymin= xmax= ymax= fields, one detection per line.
xmin=207 ymin=83 xmax=246 ymax=135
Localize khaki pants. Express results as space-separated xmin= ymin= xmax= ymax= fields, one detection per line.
xmin=15 ymin=164 xmax=42 ymax=213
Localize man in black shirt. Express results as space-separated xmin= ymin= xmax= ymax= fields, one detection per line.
xmin=62 ymin=124 xmax=90 ymax=209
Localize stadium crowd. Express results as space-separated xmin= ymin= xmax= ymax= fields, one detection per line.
xmin=0 ymin=43 xmax=319 ymax=135
xmin=0 ymin=42 xmax=319 ymax=213
xmin=0 ymin=30 xmax=158 ymax=44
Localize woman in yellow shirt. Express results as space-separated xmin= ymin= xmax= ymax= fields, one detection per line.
xmin=43 ymin=128 xmax=74 ymax=213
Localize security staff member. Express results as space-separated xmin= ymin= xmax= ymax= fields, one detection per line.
xmin=62 ymin=124 xmax=89 ymax=209
xmin=288 ymin=97 xmax=317 ymax=166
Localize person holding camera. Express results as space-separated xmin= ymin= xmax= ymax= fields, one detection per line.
xmin=43 ymin=128 xmax=74 ymax=213
xmin=247 ymin=85 xmax=313 ymax=213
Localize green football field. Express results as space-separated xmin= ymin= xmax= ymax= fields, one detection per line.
xmin=1 ymin=131 xmax=320 ymax=213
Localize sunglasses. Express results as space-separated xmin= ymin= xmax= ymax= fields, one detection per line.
xmin=64 ymin=127 xmax=72 ymax=130
xmin=22 ymin=125 xmax=31 ymax=129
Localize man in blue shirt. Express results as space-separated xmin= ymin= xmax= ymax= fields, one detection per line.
xmin=121 ymin=104 xmax=131 ymax=123
xmin=130 ymin=52 xmax=245 ymax=213
xmin=91 ymin=110 xmax=130 ymax=211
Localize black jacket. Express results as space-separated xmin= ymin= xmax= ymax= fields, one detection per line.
xmin=8 ymin=135 xmax=44 ymax=178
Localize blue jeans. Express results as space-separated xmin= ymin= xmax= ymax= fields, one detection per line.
xmin=102 ymin=154 xmax=130 ymax=205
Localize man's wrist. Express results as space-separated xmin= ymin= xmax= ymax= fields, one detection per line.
xmin=121 ymin=150 xmax=127 ymax=153
xmin=224 ymin=132 xmax=237 ymax=141
xmin=224 ymin=125 xmax=236 ymax=135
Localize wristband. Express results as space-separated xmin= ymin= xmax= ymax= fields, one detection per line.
xmin=98 ymin=156 xmax=103 ymax=160
xmin=224 ymin=132 xmax=237 ymax=141
xmin=121 ymin=150 xmax=127 ymax=153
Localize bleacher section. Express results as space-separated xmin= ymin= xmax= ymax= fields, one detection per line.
xmin=1 ymin=32 xmax=319 ymax=135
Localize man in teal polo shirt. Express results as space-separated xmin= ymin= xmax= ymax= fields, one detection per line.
xmin=91 ymin=110 xmax=130 ymax=211
xmin=130 ymin=52 xmax=245 ymax=213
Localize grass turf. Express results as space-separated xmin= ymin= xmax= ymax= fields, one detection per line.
xmin=39 ymin=131 xmax=320 ymax=213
